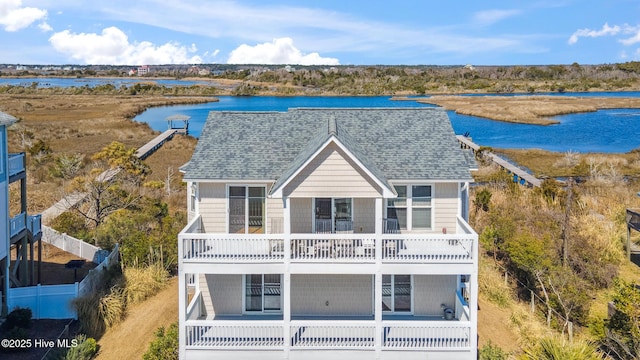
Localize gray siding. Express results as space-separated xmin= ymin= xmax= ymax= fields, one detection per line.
xmin=413 ymin=275 xmax=457 ymax=316
xmin=205 ymin=274 xmax=243 ymax=316
xmin=291 ymin=275 xmax=373 ymax=316
xmin=283 ymin=143 xmax=382 ymax=198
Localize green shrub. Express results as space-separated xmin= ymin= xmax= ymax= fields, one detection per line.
xmin=65 ymin=335 xmax=98 ymax=360
xmin=143 ymin=323 xmax=178 ymax=360
xmin=479 ymin=340 xmax=507 ymax=360
xmin=2 ymin=307 xmax=32 ymax=330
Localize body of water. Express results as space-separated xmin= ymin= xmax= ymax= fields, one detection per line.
xmin=134 ymin=95 xmax=640 ymax=153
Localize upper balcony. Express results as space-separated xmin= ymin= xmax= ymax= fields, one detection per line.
xmin=179 ymin=215 xmax=476 ymax=266
xmin=10 ymin=213 xmax=42 ymax=242
xmin=8 ymin=152 xmax=26 ymax=182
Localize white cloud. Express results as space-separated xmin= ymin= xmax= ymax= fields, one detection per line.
xmin=227 ymin=37 xmax=339 ymax=65
xmin=0 ymin=0 xmax=47 ymax=32
xmin=620 ymin=25 xmax=640 ymax=46
xmin=568 ymin=23 xmax=621 ymax=45
xmin=49 ymin=26 xmax=203 ymax=65
xmin=38 ymin=22 xmax=52 ymax=32
xmin=473 ymin=9 xmax=522 ymax=26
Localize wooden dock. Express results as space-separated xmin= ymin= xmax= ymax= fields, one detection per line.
xmin=43 ymin=118 xmax=188 ymax=224
xmin=457 ymin=135 xmax=542 ymax=187
xmin=135 ymin=129 xmax=178 ymax=160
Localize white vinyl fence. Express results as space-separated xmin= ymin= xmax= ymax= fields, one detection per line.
xmin=42 ymin=226 xmax=106 ymax=263
xmin=6 ymin=238 xmax=119 ymax=319
xmin=7 ymin=283 xmax=78 ymax=319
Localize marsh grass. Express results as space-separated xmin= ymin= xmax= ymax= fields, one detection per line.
xmin=124 ymin=264 xmax=169 ymax=305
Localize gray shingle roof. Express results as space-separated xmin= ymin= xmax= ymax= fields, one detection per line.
xmin=182 ymin=108 xmax=473 ymax=186
xmin=0 ymin=111 xmax=17 ymax=126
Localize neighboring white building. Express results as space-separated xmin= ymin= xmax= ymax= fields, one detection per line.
xmin=0 ymin=111 xmax=42 ymax=315
xmin=178 ymin=108 xmax=478 ymax=359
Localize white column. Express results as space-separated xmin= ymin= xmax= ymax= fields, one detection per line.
xmin=178 ymin=269 xmax=186 ymax=359
xmin=283 ymin=197 xmax=291 ymax=357
xmin=374 ymin=197 xmax=383 ymax=356
xmin=470 ymin=231 xmax=479 ymax=359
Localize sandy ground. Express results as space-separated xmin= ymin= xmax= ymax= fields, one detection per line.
xmin=477 ymin=298 xmax=521 ymax=354
xmin=94 ymin=277 xmax=178 ymax=360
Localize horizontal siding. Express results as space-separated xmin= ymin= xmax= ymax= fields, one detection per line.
xmin=284 ymin=143 xmax=382 ymax=198
xmin=206 ymin=274 xmax=243 ymax=316
xmin=413 ymin=275 xmax=457 ymax=316
xmin=267 ymin=197 xmax=284 ymax=234
xmin=290 ymin=198 xmax=312 ymax=233
xmin=198 ymin=183 xmax=226 ymax=233
xmin=353 ymin=198 xmax=375 ymax=233
xmin=291 ymin=275 xmax=373 ymax=316
xmin=434 ymin=183 xmax=458 ymax=234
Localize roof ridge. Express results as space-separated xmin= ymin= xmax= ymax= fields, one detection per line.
xmin=328 ymin=116 xmax=337 ymax=136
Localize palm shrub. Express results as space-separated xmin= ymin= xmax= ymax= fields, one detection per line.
xmin=522 ymin=336 xmax=601 ymax=360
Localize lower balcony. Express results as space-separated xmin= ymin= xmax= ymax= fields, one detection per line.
xmin=184 ymin=320 xmax=471 ymax=350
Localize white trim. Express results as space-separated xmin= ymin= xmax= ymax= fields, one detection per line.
xmin=226 ymin=184 xmax=268 ymax=234
xmin=185 ymin=179 xmax=275 ymax=184
xmin=241 ymin=274 xmax=284 ymax=315
xmin=270 ymin=136 xmax=395 ymax=198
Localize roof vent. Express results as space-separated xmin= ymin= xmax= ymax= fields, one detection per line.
xmin=328 ymin=116 xmax=337 ymax=136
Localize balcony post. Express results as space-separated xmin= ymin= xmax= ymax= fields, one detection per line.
xmin=374 ymin=197 xmax=383 ymax=356
xmin=283 ymin=197 xmax=291 ymax=356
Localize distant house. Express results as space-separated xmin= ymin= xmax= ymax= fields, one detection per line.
xmin=0 ymin=111 xmax=42 ymax=315
xmin=178 ymin=108 xmax=478 ymax=359
xmin=137 ymin=65 xmax=150 ymax=76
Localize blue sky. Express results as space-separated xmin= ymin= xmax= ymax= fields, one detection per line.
xmin=1 ymin=0 xmax=639 ymax=66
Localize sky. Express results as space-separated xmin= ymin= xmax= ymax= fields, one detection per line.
xmin=1 ymin=0 xmax=639 ymax=66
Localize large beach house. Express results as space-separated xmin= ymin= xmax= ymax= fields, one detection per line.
xmin=0 ymin=111 xmax=42 ymax=315
xmin=178 ymin=108 xmax=478 ymax=359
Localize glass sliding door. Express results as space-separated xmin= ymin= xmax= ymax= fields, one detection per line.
xmin=382 ymin=275 xmax=412 ymax=313
xmin=244 ymin=274 xmax=282 ymax=313
xmin=229 ymin=186 xmax=265 ymax=234
xmin=229 ymin=187 xmax=246 ymax=233
xmin=314 ymin=197 xmax=352 ymax=233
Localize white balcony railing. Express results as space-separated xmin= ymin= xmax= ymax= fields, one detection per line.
xmin=180 ymin=215 xmax=476 ymax=264
xmin=10 ymin=212 xmax=26 ymax=238
xmin=382 ymin=321 xmax=471 ymax=349
xmin=184 ymin=320 xmax=471 ymax=351
xmin=8 ymin=153 xmax=25 ymax=178
xmin=291 ymin=321 xmax=375 ymax=349
xmin=185 ymin=320 xmax=285 ymax=349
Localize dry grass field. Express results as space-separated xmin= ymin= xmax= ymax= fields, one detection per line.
xmin=0 ymin=94 xmax=212 ymax=213
xmin=417 ymin=95 xmax=640 ymax=125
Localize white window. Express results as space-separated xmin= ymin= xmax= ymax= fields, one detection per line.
xmin=382 ymin=275 xmax=412 ymax=313
xmin=229 ymin=186 xmax=266 ymax=234
xmin=244 ymin=274 xmax=282 ymax=313
xmin=386 ymin=185 xmax=432 ymax=230
xmin=189 ymin=183 xmax=196 ymax=212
